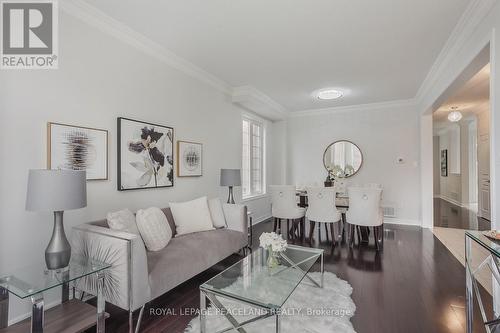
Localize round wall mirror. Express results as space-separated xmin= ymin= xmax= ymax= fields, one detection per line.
xmin=323 ymin=140 xmax=363 ymax=178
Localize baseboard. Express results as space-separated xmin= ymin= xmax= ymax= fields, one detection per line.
xmin=384 ymin=217 xmax=421 ymax=226
xmin=438 ymin=195 xmax=467 ymax=208
xmin=8 ymin=299 xmax=61 ymax=326
xmin=251 ymin=214 xmax=272 ymax=225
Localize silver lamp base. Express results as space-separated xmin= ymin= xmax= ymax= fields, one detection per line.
xmin=45 ymin=211 xmax=71 ymax=270
xmin=227 ymin=186 xmax=235 ymax=204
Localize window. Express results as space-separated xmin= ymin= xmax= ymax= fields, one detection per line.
xmin=242 ymin=117 xmax=265 ymax=199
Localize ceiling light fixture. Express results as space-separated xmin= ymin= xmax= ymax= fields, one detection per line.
xmin=448 ymin=106 xmax=462 ymax=122
xmin=317 ymin=89 xmax=344 ymax=100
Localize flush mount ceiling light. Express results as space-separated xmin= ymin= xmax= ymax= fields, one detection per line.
xmin=447 ymin=106 xmax=462 ymax=122
xmin=317 ymin=89 xmax=344 ymax=100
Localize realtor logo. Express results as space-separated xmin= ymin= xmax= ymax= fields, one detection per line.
xmin=1 ymin=0 xmax=58 ymax=69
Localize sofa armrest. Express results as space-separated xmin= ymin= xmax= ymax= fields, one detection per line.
xmin=222 ymin=203 xmax=248 ymax=235
xmin=71 ymin=224 xmax=151 ymax=311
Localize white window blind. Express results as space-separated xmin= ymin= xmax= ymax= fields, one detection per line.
xmin=242 ymin=118 xmax=265 ymax=198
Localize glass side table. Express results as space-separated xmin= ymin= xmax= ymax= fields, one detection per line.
xmin=0 ymin=255 xmax=111 ymax=333
xmin=465 ymin=231 xmax=500 ymax=333
xmin=247 ymin=210 xmax=253 ymax=247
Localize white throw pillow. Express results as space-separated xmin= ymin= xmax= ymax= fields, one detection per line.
xmin=136 ymin=207 xmax=172 ymax=251
xmin=169 ymin=197 xmax=215 ymax=236
xmin=208 ymin=198 xmax=226 ymax=228
xmin=107 ymin=209 xmax=140 ymax=236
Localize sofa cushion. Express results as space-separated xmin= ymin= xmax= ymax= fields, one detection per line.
xmin=136 ymin=207 xmax=172 ymax=251
xmin=146 ymin=229 xmax=246 ymax=299
xmin=208 ymin=198 xmax=227 ymax=228
xmin=106 ymin=209 xmax=141 ymax=236
xmin=169 ymin=197 xmax=215 ymax=236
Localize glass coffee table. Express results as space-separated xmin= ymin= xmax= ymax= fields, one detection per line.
xmin=200 ymin=245 xmax=324 ymax=333
xmin=0 ymin=255 xmax=111 ymax=333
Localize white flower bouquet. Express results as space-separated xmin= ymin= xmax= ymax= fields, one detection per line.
xmin=259 ymin=232 xmax=287 ymax=252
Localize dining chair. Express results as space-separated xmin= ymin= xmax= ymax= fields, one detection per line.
xmin=270 ymin=185 xmax=306 ymax=239
xmin=346 ymin=186 xmax=384 ymax=250
xmin=306 ymin=187 xmax=342 ymax=247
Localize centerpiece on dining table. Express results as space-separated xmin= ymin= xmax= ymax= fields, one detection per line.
xmin=259 ymin=232 xmax=288 ymax=269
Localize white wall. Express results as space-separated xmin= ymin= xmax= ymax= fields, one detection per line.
xmin=0 ymin=12 xmax=273 ymax=322
xmin=436 ymin=125 xmax=464 ymax=205
xmin=287 ymin=104 xmax=421 ymax=225
xmin=419 ymin=1 xmax=500 ymax=229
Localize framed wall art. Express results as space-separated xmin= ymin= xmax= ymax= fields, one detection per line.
xmin=441 ymin=149 xmax=448 ymax=177
xmin=117 ymin=117 xmax=174 ymax=190
xmin=177 ymin=141 xmax=202 ymax=177
xmin=47 ymin=122 xmax=108 ymax=180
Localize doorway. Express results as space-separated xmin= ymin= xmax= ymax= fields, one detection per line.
xmin=432 ymin=64 xmax=491 ymax=230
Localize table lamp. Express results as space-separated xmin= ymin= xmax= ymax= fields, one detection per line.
xmin=220 ymin=169 xmax=241 ymax=204
xmin=26 ymin=169 xmax=87 ymax=270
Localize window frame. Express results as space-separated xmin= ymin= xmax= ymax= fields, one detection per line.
xmin=242 ymin=116 xmax=266 ymax=200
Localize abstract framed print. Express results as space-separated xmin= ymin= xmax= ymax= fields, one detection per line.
xmin=177 ymin=141 xmax=202 ymax=177
xmin=47 ymin=122 xmax=108 ymax=180
xmin=117 ymin=117 xmax=174 ymax=190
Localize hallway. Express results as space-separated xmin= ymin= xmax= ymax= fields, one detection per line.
xmin=433 ymin=198 xmax=490 ymax=230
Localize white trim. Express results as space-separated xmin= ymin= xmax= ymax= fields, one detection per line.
xmin=59 ymin=0 xmax=495 ymax=121
xmin=414 ymin=0 xmax=497 ymax=104
xmin=251 ymin=214 xmax=272 ymax=225
xmin=61 ymin=1 xmax=292 ymax=120
xmin=290 ymin=99 xmax=417 ymax=117
xmin=8 ymin=299 xmax=60 ymax=326
xmin=241 ymin=193 xmax=270 ymax=203
xmin=60 ymin=0 xmax=232 ymax=95
xmin=384 ymin=217 xmax=421 ymax=226
xmin=233 ymin=86 xmax=289 ymax=121
xmin=242 ymin=117 xmax=266 ymax=199
xmin=438 ymin=195 xmax=467 ymax=208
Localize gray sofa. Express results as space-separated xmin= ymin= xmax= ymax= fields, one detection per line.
xmin=71 ymin=202 xmax=248 ymax=333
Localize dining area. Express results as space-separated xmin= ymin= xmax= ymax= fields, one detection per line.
xmin=270 ymin=140 xmax=385 ymax=251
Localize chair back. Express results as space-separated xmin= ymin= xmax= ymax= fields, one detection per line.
xmin=306 ymin=187 xmax=340 ymax=223
xmin=270 ymin=185 xmax=300 ymax=218
xmin=346 ymin=186 xmax=383 ymax=227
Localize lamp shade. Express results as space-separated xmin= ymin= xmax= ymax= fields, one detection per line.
xmin=220 ymin=169 xmax=241 ymax=187
xmin=26 ymin=169 xmax=87 ymax=211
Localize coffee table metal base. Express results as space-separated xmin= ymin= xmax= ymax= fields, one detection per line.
xmin=199 ymin=252 xmax=324 ymax=333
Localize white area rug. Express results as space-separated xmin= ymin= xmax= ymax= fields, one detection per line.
xmin=185 ymin=272 xmax=356 ymax=333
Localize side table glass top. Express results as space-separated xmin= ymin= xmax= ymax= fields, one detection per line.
xmin=465 ymin=231 xmax=500 ymax=258
xmin=201 ymin=245 xmax=323 ymax=309
xmin=0 ymin=255 xmax=111 ymax=299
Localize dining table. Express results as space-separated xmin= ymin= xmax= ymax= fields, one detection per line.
xmin=296 ymin=190 xmax=371 ymax=243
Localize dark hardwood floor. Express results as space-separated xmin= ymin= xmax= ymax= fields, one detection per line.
xmin=92 ymin=220 xmax=492 ymax=333
xmin=434 ymin=198 xmax=490 ymax=230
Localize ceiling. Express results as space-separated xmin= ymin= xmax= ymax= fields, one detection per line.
xmin=433 ymin=64 xmax=490 ymax=129
xmin=82 ymin=0 xmax=470 ymax=112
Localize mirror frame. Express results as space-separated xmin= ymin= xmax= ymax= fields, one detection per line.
xmin=322 ymin=140 xmax=363 ymax=178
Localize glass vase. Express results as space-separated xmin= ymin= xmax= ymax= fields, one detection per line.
xmin=267 ymin=247 xmax=280 ymax=269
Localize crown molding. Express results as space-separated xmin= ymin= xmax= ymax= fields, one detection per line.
xmin=60 ymin=0 xmax=232 ymax=95
xmin=232 ymin=86 xmax=289 ymax=121
xmin=60 ymin=0 xmax=494 ymax=120
xmin=290 ymin=98 xmax=417 ymax=117
xmin=414 ymin=0 xmax=496 ymax=106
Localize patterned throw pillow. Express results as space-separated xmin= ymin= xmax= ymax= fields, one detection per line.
xmin=136 ymin=207 xmax=173 ymax=251
xmin=106 ymin=209 xmax=140 ymax=236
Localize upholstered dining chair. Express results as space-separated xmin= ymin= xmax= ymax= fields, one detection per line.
xmin=346 ymin=186 xmax=384 ymax=250
xmin=270 ymin=185 xmax=306 ymax=239
xmin=306 ymin=187 xmax=342 ymax=247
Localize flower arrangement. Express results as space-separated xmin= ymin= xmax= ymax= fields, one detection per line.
xmin=259 ymin=232 xmax=287 ymax=252
xmin=259 ymin=232 xmax=287 ymax=269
